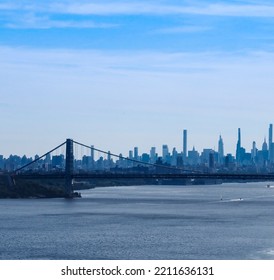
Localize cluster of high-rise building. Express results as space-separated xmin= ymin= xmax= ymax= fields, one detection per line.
xmin=1 ymin=124 xmax=274 ymax=173
xmin=118 ymin=124 xmax=274 ymax=172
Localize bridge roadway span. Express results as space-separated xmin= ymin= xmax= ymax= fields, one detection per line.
xmin=13 ymin=172 xmax=274 ymax=181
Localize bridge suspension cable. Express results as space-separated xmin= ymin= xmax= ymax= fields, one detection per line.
xmin=14 ymin=141 xmax=67 ymax=174
xmin=12 ymin=139 xmax=199 ymax=175
xmin=72 ymin=140 xmax=193 ymax=173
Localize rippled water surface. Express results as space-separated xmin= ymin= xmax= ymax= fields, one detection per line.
xmin=1 ymin=183 xmax=274 ymax=260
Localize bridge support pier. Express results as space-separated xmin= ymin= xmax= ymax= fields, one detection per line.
xmin=65 ymin=138 xmax=74 ymax=197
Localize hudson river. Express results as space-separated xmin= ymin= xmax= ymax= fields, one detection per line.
xmin=1 ymin=182 xmax=274 ymax=260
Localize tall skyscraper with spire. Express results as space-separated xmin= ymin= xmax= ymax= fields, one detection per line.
xmin=218 ymin=135 xmax=224 ymax=164
xmin=262 ymin=137 xmax=268 ymax=151
xmin=236 ymin=128 xmax=241 ymax=163
xmin=269 ymin=124 xmax=273 ymax=162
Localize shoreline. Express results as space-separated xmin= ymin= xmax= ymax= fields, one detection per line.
xmin=1 ymin=177 xmax=272 ymax=199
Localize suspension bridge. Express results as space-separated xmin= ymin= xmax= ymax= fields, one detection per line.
xmin=8 ymin=139 xmax=274 ymax=198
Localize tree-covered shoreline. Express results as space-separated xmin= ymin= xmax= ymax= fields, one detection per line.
xmin=0 ymin=176 xmax=66 ymax=198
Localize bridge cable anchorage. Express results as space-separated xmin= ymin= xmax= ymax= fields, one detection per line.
xmin=13 ymin=141 xmax=67 ymax=174
xmin=72 ymin=140 xmax=195 ymax=173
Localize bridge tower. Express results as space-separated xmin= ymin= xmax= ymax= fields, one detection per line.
xmin=65 ymin=138 xmax=74 ymax=196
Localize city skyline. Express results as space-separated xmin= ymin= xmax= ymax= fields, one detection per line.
xmin=1 ymin=123 xmax=274 ymax=174
xmin=1 ymin=1 xmax=274 ymax=156
xmin=1 ymin=123 xmax=274 ymax=161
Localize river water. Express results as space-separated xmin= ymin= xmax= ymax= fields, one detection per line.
xmin=0 ymin=182 xmax=274 ymax=260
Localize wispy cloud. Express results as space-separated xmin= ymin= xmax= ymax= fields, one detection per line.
xmin=192 ymin=3 xmax=274 ymax=17
xmin=155 ymin=25 xmax=211 ymax=34
xmin=1 ymin=45 xmax=273 ymax=75
xmin=1 ymin=1 xmax=274 ymax=17
xmin=51 ymin=2 xmax=274 ymax=17
xmin=5 ymin=14 xmax=118 ymax=29
xmin=1 ymin=1 xmax=274 ymax=31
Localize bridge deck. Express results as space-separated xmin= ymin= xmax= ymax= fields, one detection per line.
xmin=12 ymin=172 xmax=274 ymax=181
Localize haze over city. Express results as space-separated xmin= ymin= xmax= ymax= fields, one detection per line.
xmin=1 ymin=0 xmax=274 ymax=157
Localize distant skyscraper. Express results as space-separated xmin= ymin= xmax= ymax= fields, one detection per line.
xmin=128 ymin=150 xmax=134 ymax=167
xmin=183 ymin=129 xmax=187 ymax=161
xmin=209 ymin=152 xmax=215 ymax=169
xmin=238 ymin=128 xmax=241 ymax=147
xmin=129 ymin=150 xmax=133 ymax=159
xmin=90 ymin=145 xmax=94 ymax=161
xmin=150 ymin=147 xmax=156 ymax=164
xmin=171 ymin=147 xmax=178 ymax=166
xmin=251 ymin=141 xmax=257 ymax=161
xmin=261 ymin=138 xmax=268 ymax=164
xmin=162 ymin=144 xmax=169 ymax=163
xmin=188 ymin=147 xmax=199 ymax=165
xmin=218 ymin=135 xmax=224 ymax=164
xmin=269 ymin=124 xmax=273 ymax=162
xmin=134 ymin=147 xmax=139 ymax=160
xmin=262 ymin=137 xmax=268 ymax=151
xmin=236 ymin=128 xmax=241 ymax=163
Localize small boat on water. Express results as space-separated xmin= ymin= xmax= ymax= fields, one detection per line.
xmin=73 ymin=191 xmax=82 ymax=198
xmin=65 ymin=191 xmax=82 ymax=199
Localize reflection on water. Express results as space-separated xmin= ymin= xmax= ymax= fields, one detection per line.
xmin=0 ymin=182 xmax=274 ymax=260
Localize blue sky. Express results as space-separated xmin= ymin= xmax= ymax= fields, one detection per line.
xmin=1 ymin=0 xmax=274 ymax=157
